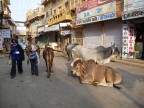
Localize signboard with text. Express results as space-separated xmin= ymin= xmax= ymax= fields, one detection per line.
xmin=76 ymin=0 xmax=113 ymax=13
xmin=122 ymin=25 xmax=129 ymax=58
xmin=122 ymin=24 xmax=135 ymax=58
xmin=123 ymin=0 xmax=144 ymax=20
xmin=76 ymin=1 xmax=116 ymax=25
xmin=61 ymin=30 xmax=71 ymax=36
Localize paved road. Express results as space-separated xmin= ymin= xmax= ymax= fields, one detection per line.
xmin=0 ymin=53 xmax=144 ymax=108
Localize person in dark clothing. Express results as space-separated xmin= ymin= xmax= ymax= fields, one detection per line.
xmin=10 ymin=39 xmax=25 ymax=79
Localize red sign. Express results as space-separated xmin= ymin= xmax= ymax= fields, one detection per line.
xmin=76 ymin=0 xmax=98 ymax=13
xmin=76 ymin=0 xmax=113 ymax=13
xmin=128 ymin=27 xmax=134 ymax=52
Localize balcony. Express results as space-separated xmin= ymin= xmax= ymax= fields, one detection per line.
xmin=48 ymin=10 xmax=72 ymax=26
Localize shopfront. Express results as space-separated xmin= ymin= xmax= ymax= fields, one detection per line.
xmin=122 ymin=0 xmax=144 ymax=59
xmin=76 ymin=0 xmax=122 ymax=51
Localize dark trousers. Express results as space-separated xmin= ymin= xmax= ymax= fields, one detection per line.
xmin=30 ymin=59 xmax=38 ymax=75
xmin=10 ymin=60 xmax=23 ymax=76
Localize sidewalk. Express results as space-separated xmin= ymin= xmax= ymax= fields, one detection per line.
xmin=114 ymin=58 xmax=144 ymax=69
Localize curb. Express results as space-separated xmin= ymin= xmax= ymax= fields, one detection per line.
xmin=114 ymin=60 xmax=144 ymax=69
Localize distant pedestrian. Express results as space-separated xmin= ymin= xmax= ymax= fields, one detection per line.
xmin=10 ymin=38 xmax=25 ymax=79
xmin=29 ymin=38 xmax=40 ymax=76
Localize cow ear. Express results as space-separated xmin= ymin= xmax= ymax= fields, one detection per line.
xmin=76 ymin=63 xmax=81 ymax=67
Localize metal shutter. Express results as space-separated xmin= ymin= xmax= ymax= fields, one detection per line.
xmin=103 ymin=19 xmax=122 ymax=52
xmin=84 ymin=23 xmax=102 ymax=48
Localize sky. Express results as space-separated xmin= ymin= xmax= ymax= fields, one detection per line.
xmin=9 ymin=0 xmax=41 ymax=22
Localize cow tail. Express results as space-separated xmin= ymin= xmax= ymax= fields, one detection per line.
xmin=113 ymin=85 xmax=121 ymax=89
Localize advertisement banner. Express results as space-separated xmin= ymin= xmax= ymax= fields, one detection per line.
xmin=124 ymin=0 xmax=144 ymax=12
xmin=76 ymin=12 xmax=116 ymax=25
xmin=123 ymin=0 xmax=144 ymax=20
xmin=76 ymin=0 xmax=98 ymax=13
xmin=76 ymin=0 xmax=113 ymax=13
xmin=76 ymin=1 xmax=116 ymax=25
xmin=122 ymin=8 xmax=144 ymax=20
xmin=77 ymin=1 xmax=116 ymax=20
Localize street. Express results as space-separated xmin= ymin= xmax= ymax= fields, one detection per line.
xmin=0 ymin=53 xmax=144 ymax=108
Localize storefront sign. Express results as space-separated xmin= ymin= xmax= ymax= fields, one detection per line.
xmin=77 ymin=1 xmax=116 ymax=20
xmin=76 ymin=0 xmax=98 ymax=13
xmin=122 ymin=24 xmax=135 ymax=58
xmin=76 ymin=0 xmax=113 ymax=13
xmin=124 ymin=0 xmax=144 ymax=12
xmin=45 ymin=24 xmax=59 ymax=32
xmin=123 ymin=8 xmax=144 ymax=20
xmin=122 ymin=25 xmax=129 ymax=58
xmin=76 ymin=12 xmax=116 ymax=25
xmin=0 ymin=37 xmax=3 ymax=50
xmin=76 ymin=1 xmax=116 ymax=25
xmin=128 ymin=26 xmax=135 ymax=53
xmin=0 ymin=29 xmax=11 ymax=38
xmin=59 ymin=22 xmax=70 ymax=27
xmin=123 ymin=0 xmax=144 ymax=20
xmin=61 ymin=30 xmax=71 ymax=36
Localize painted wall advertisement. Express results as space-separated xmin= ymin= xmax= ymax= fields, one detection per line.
xmin=76 ymin=1 xmax=116 ymax=25
xmin=122 ymin=24 xmax=135 ymax=58
xmin=123 ymin=0 xmax=144 ymax=20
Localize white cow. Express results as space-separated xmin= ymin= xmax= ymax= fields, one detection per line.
xmin=71 ymin=44 xmax=120 ymax=65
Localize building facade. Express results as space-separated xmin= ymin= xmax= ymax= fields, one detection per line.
xmin=25 ymin=5 xmax=44 ymax=37
xmin=0 ymin=0 xmax=16 ymax=52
